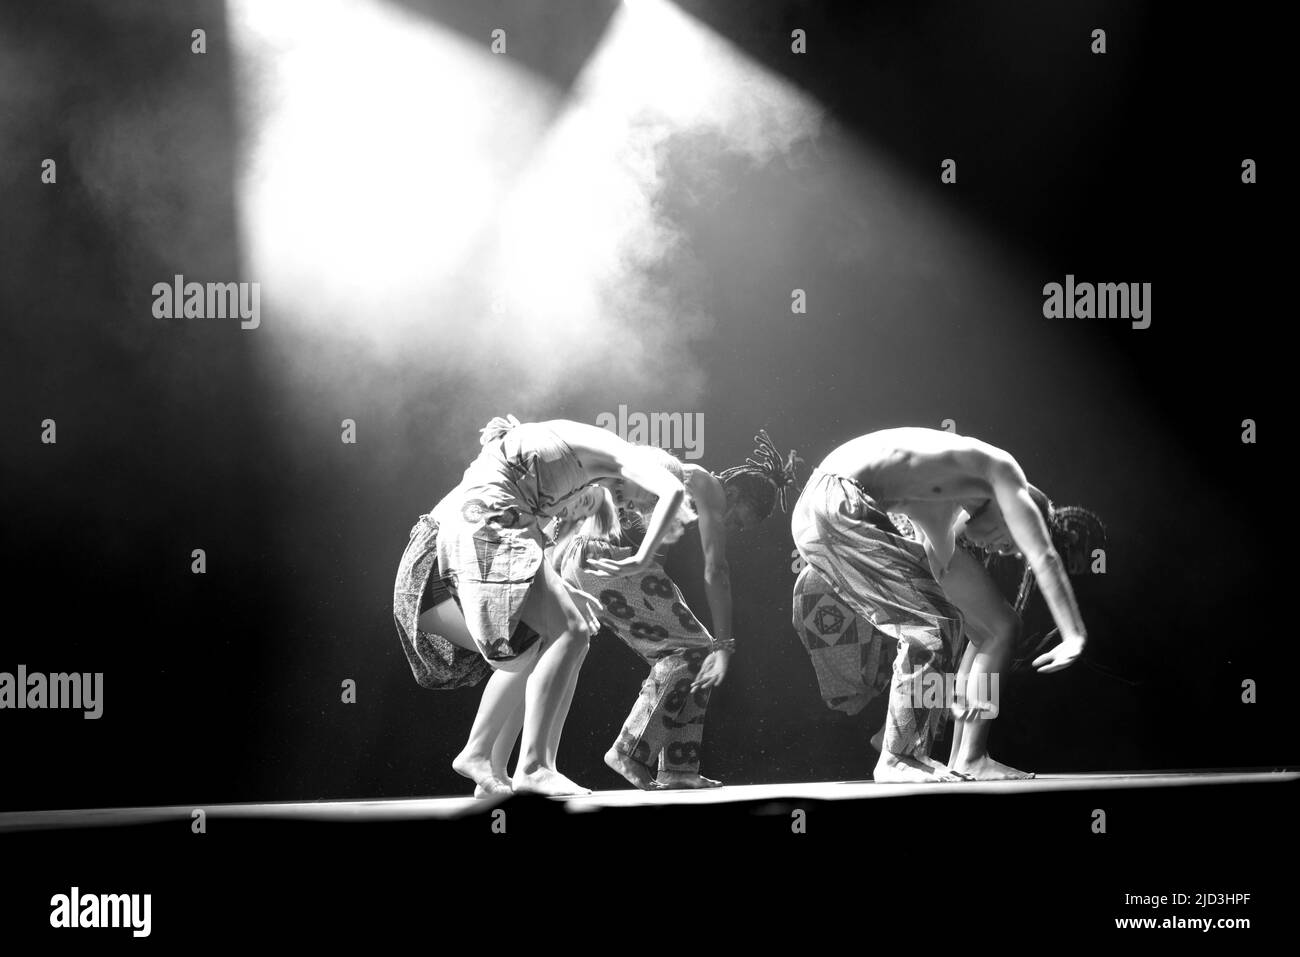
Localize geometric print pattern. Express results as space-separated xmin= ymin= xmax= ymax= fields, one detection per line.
xmin=791 ymin=469 xmax=963 ymax=759
xmin=793 ymin=562 xmax=898 ymax=715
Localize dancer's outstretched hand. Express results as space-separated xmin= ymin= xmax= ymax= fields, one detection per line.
xmin=584 ymin=553 xmax=651 ymax=578
xmin=562 ymin=582 xmax=605 ymax=633
xmin=690 ymin=649 xmax=731 ymax=692
xmin=1031 ymin=634 xmax=1085 ymax=673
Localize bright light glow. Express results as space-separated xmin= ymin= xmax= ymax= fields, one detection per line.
xmin=228 ymin=0 xmax=823 ymax=405
xmin=477 ymin=0 xmax=824 ymax=399
xmin=228 ymin=0 xmax=558 ymax=347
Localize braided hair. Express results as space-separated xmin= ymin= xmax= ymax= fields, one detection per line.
xmin=716 ymin=429 xmax=804 ymax=520
xmin=1050 ymin=505 xmax=1108 ymax=577
xmin=998 ymin=496 xmax=1107 ymax=614
xmin=954 ymin=492 xmax=1106 ymax=595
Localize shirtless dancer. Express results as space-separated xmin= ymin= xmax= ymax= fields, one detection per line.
xmin=791 ymin=427 xmax=1087 ymax=782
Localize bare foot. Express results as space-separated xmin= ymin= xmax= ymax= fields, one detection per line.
xmin=874 ymin=753 xmax=959 ymax=783
xmin=952 ymin=756 xmax=1035 ymax=780
xmin=655 ymin=771 xmax=723 ymax=789
xmin=512 ymin=766 xmax=592 ymax=796
xmin=917 ymin=755 xmax=972 ymax=781
xmin=604 ymin=748 xmax=662 ymax=790
xmin=453 ymin=750 xmax=513 ymax=795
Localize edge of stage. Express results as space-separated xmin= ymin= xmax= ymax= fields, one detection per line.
xmin=3 ymin=770 xmax=1296 ymax=942
xmin=1 ymin=768 xmax=1295 ymax=831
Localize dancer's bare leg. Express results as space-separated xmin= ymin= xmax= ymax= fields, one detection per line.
xmin=937 ymin=549 xmax=1033 ymax=780
xmin=546 ymin=643 xmax=588 ymax=769
xmin=945 ymin=638 xmax=978 ymax=768
xmin=455 ymin=669 xmax=530 ymax=796
xmin=420 ymin=600 xmax=532 ymax=796
xmin=494 ymin=702 xmax=525 ymax=778
xmin=489 ymin=641 xmax=587 ymax=794
xmin=473 ymin=700 xmax=525 ymax=798
xmin=513 ymin=561 xmax=597 ymax=796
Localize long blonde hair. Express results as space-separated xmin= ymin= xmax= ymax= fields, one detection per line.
xmin=551 ymin=485 xmax=622 ymax=581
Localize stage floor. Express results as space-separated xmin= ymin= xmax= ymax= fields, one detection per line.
xmin=1 ymin=769 xmax=1294 ymax=832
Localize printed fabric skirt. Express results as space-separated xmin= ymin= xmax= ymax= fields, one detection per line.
xmin=790 ymin=469 xmax=964 ymax=756
xmin=392 ymin=511 xmax=543 ymax=691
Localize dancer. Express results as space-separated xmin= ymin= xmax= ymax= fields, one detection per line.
xmin=793 ymin=488 xmax=1104 ymax=759
xmin=392 ymin=415 xmax=693 ymax=796
xmin=552 ymin=431 xmax=802 ymax=790
xmin=483 ymin=430 xmax=802 ymax=791
xmin=790 ymin=427 xmax=1088 ymax=782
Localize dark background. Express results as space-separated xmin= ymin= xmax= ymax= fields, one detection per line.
xmin=0 ymin=0 xmax=1285 ymax=811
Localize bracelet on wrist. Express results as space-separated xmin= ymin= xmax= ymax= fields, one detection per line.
xmin=710 ymin=638 xmax=736 ymax=654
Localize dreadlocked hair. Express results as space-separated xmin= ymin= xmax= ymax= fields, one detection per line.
xmin=952 ymin=489 xmax=1107 ymax=613
xmin=1050 ymin=505 xmax=1107 ymax=576
xmin=1005 ymin=500 xmax=1108 ymax=615
xmin=716 ymin=429 xmax=804 ymax=519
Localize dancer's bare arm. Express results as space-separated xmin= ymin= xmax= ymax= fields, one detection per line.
xmin=686 ymin=467 xmax=731 ymax=690
xmin=688 ymin=468 xmax=731 ymax=641
xmin=554 ymin=424 xmax=685 ymax=577
xmin=980 ymin=455 xmax=1087 ymax=672
xmin=879 ymin=433 xmax=1087 ymax=672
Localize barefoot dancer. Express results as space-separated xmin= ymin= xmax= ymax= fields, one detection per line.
xmin=794 ymin=489 xmax=1104 ymax=762
xmin=392 ymin=415 xmax=691 ymax=796
xmin=790 ymin=427 xmax=1088 ymax=783
xmin=554 ymin=432 xmax=802 ymax=791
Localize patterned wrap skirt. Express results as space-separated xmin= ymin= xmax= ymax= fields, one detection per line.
xmin=392 ymin=510 xmax=542 ymax=691
xmin=790 ymin=468 xmax=964 ymax=755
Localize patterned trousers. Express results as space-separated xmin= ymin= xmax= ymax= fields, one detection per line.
xmin=562 ymin=541 xmax=715 ymax=775
xmin=791 ymin=470 xmax=963 ymax=760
